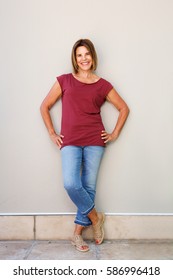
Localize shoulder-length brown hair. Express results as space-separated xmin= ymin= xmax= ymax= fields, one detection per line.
xmin=71 ymin=39 xmax=98 ymax=73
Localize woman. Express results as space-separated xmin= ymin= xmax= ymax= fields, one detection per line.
xmin=40 ymin=39 xmax=129 ymax=252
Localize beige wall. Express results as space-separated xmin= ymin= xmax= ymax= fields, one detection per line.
xmin=0 ymin=0 xmax=173 ymax=214
xmin=1 ymin=215 xmax=173 ymax=240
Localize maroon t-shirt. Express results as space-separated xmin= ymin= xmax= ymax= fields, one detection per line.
xmin=57 ymin=73 xmax=113 ymax=149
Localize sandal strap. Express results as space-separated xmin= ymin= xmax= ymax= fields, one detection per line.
xmin=93 ymin=213 xmax=105 ymax=241
xmin=72 ymin=235 xmax=88 ymax=248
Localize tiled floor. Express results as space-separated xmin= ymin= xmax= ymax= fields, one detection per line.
xmin=0 ymin=240 xmax=173 ymax=260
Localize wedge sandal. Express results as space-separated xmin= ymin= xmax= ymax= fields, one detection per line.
xmin=93 ymin=212 xmax=105 ymax=245
xmin=71 ymin=234 xmax=89 ymax=252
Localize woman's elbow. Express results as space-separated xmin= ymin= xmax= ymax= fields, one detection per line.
xmin=122 ymin=104 xmax=130 ymax=117
xmin=40 ymin=102 xmax=44 ymax=115
xmin=40 ymin=101 xmax=48 ymax=116
xmin=126 ymin=105 xmax=130 ymax=116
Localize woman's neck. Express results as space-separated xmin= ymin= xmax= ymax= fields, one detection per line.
xmin=73 ymin=70 xmax=99 ymax=83
xmin=75 ymin=70 xmax=92 ymax=79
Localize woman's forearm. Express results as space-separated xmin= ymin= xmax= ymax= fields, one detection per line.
xmin=101 ymin=104 xmax=129 ymax=143
xmin=40 ymin=104 xmax=56 ymax=136
xmin=40 ymin=103 xmax=64 ymax=148
xmin=112 ymin=105 xmax=130 ymax=139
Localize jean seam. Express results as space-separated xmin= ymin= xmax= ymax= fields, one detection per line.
xmin=74 ymin=219 xmax=92 ymax=226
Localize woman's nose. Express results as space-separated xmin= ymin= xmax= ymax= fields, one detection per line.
xmin=82 ymin=55 xmax=87 ymax=60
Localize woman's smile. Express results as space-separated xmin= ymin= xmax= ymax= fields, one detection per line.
xmin=76 ymin=46 xmax=93 ymax=71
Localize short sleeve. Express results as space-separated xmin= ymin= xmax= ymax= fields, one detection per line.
xmin=102 ymin=79 xmax=113 ymax=98
xmin=56 ymin=74 xmax=65 ymax=94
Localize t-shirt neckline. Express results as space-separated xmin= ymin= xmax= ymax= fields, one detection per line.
xmin=71 ymin=73 xmax=102 ymax=85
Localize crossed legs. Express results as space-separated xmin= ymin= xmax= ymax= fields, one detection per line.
xmin=61 ymin=145 xmax=105 ymax=251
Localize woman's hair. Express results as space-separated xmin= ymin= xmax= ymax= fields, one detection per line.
xmin=71 ymin=39 xmax=98 ymax=73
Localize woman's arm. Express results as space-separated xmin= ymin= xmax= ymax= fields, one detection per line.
xmin=40 ymin=80 xmax=64 ymax=148
xmin=101 ymin=88 xmax=130 ymax=143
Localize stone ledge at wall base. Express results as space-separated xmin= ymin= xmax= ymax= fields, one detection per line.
xmin=0 ymin=215 xmax=173 ymax=241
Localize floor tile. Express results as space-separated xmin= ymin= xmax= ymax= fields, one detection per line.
xmin=97 ymin=240 xmax=173 ymax=260
xmin=27 ymin=240 xmax=97 ymax=260
xmin=0 ymin=241 xmax=33 ymax=260
xmin=0 ymin=240 xmax=172 ymax=260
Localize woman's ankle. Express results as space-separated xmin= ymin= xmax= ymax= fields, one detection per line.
xmin=74 ymin=225 xmax=85 ymax=236
xmin=87 ymin=208 xmax=99 ymax=225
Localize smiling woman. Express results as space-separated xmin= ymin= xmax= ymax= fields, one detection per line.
xmin=71 ymin=39 xmax=98 ymax=74
xmin=40 ymin=38 xmax=129 ymax=252
xmin=75 ymin=46 xmax=93 ymax=73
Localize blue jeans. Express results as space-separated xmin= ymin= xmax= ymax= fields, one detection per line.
xmin=61 ymin=146 xmax=105 ymax=226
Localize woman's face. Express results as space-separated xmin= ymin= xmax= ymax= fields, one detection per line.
xmin=76 ymin=46 xmax=93 ymax=72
